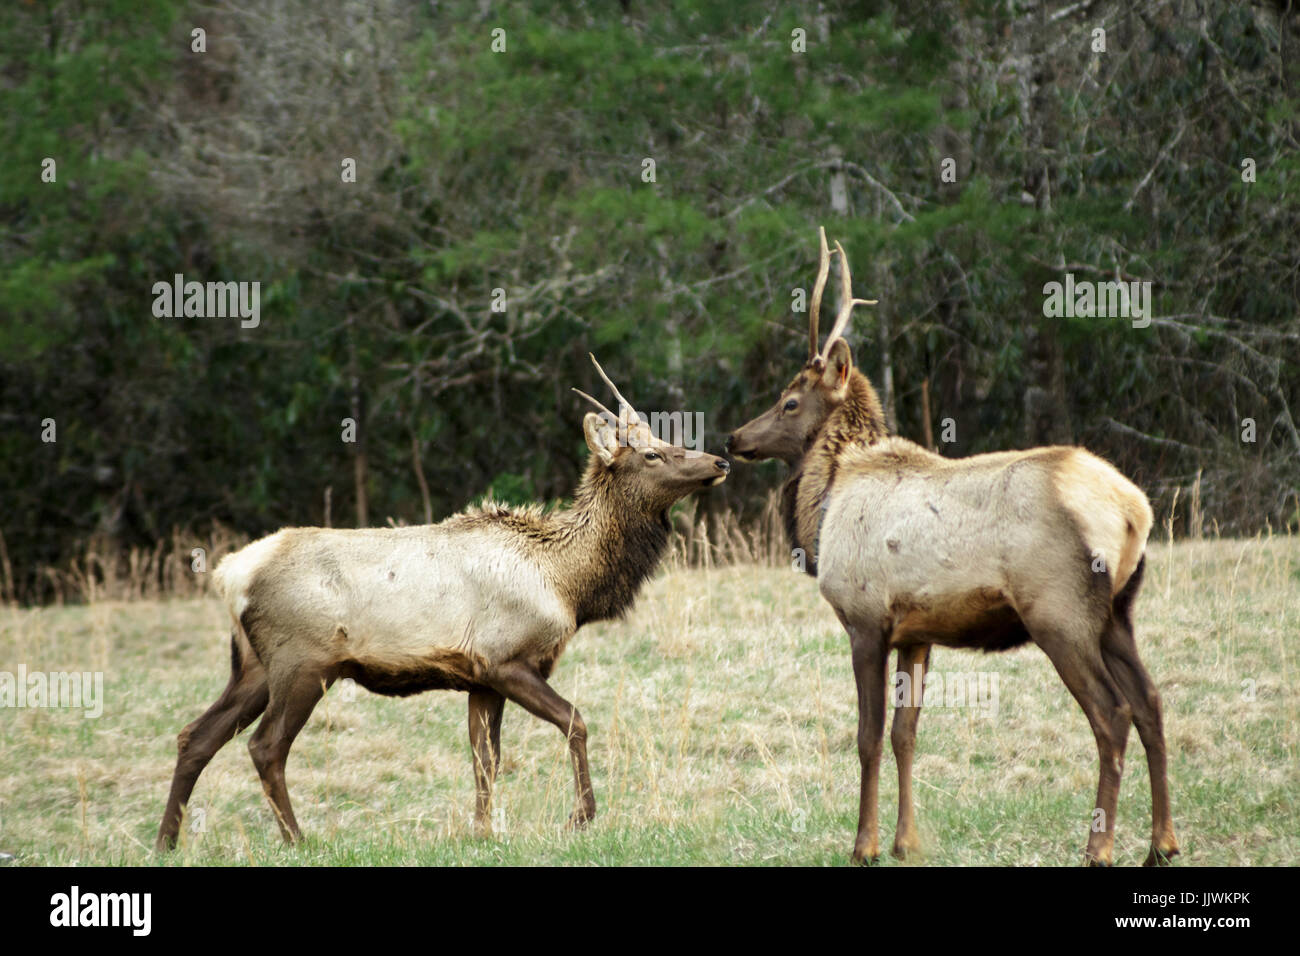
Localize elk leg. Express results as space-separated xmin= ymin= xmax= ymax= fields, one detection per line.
xmin=891 ymin=643 xmax=930 ymax=859
xmin=486 ymin=660 xmax=595 ymax=830
xmin=1032 ymin=625 xmax=1132 ymax=866
xmin=467 ymin=688 xmax=506 ymax=836
xmin=489 ymin=692 xmax=504 ymax=774
xmin=847 ymin=621 xmax=888 ymax=864
xmin=247 ymin=664 xmax=331 ymax=843
xmin=156 ymin=632 xmax=269 ymax=851
xmin=1102 ymin=620 xmax=1179 ymax=866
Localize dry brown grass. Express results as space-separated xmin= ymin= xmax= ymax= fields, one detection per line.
xmin=27 ymin=524 xmax=248 ymax=606
xmin=0 ymin=533 xmax=1295 ymax=865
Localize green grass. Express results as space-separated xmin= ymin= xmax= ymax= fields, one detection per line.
xmin=1 ymin=537 xmax=1297 ymax=865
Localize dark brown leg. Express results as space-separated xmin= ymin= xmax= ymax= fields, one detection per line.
xmin=847 ymin=622 xmax=889 ymax=864
xmin=467 ymin=689 xmax=506 ymax=836
xmin=485 ymin=660 xmax=594 ymax=829
xmin=1032 ymin=623 xmax=1132 ymax=866
xmin=489 ymin=691 xmax=504 ymax=774
xmin=1102 ymin=620 xmax=1180 ymax=865
xmin=156 ymin=633 xmax=269 ymax=851
xmin=246 ymin=664 xmax=331 ymax=843
xmin=891 ymin=643 xmax=930 ymax=859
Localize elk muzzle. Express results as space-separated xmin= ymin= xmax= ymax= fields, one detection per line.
xmin=702 ymin=454 xmax=730 ymax=486
xmin=727 ymin=414 xmax=783 ymax=463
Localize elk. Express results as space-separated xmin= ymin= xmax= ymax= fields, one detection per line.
xmin=156 ymin=355 xmax=729 ymax=850
xmin=727 ymin=228 xmax=1179 ymax=866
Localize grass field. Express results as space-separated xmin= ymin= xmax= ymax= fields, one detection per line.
xmin=1 ymin=536 xmax=1296 ymax=866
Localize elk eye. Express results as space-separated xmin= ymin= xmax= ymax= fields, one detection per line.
xmin=644 ymin=452 xmax=660 ymax=461
xmin=783 ymin=399 xmax=798 ymax=412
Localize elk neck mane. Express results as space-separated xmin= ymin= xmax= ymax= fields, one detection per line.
xmin=784 ymin=369 xmax=888 ymax=575
xmin=451 ymin=455 xmax=670 ymax=627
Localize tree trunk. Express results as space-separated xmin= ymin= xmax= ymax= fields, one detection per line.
xmin=348 ymin=328 xmax=369 ymax=528
xmin=411 ymin=432 xmax=433 ymax=524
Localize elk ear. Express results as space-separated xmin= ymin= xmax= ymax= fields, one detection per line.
xmin=583 ymin=412 xmax=619 ymax=465
xmin=822 ymin=338 xmax=854 ymax=395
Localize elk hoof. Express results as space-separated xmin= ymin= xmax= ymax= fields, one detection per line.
xmin=891 ymin=839 xmax=920 ymax=860
xmin=851 ymin=847 xmax=881 ymax=866
xmin=1143 ymin=845 xmax=1180 ymax=867
xmin=565 ymin=807 xmax=595 ymax=831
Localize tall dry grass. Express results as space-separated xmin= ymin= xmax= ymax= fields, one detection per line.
xmin=15 ymin=467 xmax=1298 ymax=609
xmin=0 ymin=527 xmax=1295 ymax=865
xmin=26 ymin=524 xmax=248 ymax=606
xmin=16 ymin=490 xmax=792 ymax=607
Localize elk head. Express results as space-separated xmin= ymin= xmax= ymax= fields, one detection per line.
xmin=727 ymin=227 xmax=876 ymax=466
xmin=574 ymin=353 xmax=729 ymax=510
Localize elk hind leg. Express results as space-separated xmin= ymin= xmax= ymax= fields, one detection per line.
xmin=1102 ymin=619 xmax=1179 ymax=864
xmin=156 ymin=632 xmax=269 ymax=851
xmin=1030 ymin=616 xmax=1132 ymax=866
xmin=247 ymin=661 xmax=332 ymax=843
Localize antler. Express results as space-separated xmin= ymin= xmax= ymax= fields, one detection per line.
xmin=571 ymin=352 xmax=642 ymax=425
xmin=817 ymin=239 xmax=877 ymax=365
xmin=807 ymin=226 xmax=832 ymax=362
xmin=571 ymin=387 xmax=616 ymax=420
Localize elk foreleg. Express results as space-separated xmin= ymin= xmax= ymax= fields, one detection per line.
xmin=467 ymin=689 xmax=506 ymax=836
xmin=847 ymin=621 xmax=889 ymax=864
xmin=487 ymin=660 xmax=595 ymax=830
xmin=891 ymin=643 xmax=931 ymax=859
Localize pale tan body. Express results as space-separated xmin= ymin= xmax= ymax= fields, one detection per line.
xmin=729 ymin=227 xmax=1179 ymax=865
xmin=818 ymin=438 xmax=1152 ymax=645
xmin=216 ymin=524 xmax=576 ymax=684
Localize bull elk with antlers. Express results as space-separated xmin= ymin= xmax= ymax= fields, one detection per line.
xmin=727 ymin=228 xmax=1179 ymax=866
xmin=156 ymin=355 xmax=729 ymax=850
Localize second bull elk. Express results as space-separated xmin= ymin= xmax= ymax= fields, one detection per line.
xmin=727 ymin=228 xmax=1179 ymax=866
xmin=156 ymin=355 xmax=729 ymax=850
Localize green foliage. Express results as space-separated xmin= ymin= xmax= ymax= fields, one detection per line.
xmin=481 ymin=471 xmax=538 ymax=508
xmin=1 ymin=0 xmax=1297 ymax=602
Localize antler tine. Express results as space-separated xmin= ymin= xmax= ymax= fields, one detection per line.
xmin=807 ymin=226 xmax=832 ymax=363
xmin=588 ymin=352 xmax=641 ymax=424
xmin=571 ymin=387 xmax=618 ymax=422
xmin=819 ymin=239 xmax=878 ymax=363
